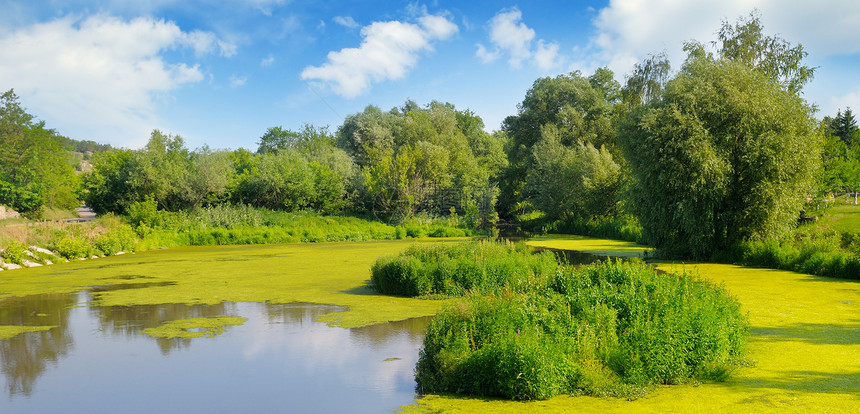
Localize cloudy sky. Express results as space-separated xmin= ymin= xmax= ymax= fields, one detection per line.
xmin=2 ymin=0 xmax=858 ymax=149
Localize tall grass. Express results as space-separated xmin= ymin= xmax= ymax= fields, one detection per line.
xmin=415 ymin=258 xmax=749 ymax=400
xmin=371 ymin=241 xmax=558 ymax=297
xmin=734 ymin=232 xmax=860 ymax=279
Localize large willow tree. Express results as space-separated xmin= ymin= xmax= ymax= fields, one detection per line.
xmin=619 ymin=14 xmax=821 ymax=259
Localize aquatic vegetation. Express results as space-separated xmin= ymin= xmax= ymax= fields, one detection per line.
xmin=527 ymin=234 xmax=652 ymax=258
xmin=143 ymin=316 xmax=247 ymax=339
xmin=371 ymin=241 xmax=557 ymax=297
xmin=415 ymin=260 xmax=748 ymax=400
xmin=0 ymin=325 xmax=54 ymax=340
xmin=0 ymin=239 xmax=460 ymax=328
xmin=405 ymin=235 xmax=860 ymax=413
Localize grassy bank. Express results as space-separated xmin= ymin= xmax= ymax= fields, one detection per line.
xmin=729 ymin=204 xmax=860 ymax=279
xmin=0 ymin=204 xmax=477 ymax=265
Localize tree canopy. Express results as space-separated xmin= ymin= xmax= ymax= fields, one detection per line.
xmin=619 ymin=21 xmax=821 ymax=259
xmin=499 ymin=70 xmax=625 ymax=225
xmin=0 ymin=89 xmax=79 ymax=216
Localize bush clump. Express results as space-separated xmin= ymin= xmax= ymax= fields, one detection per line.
xmin=1 ymin=240 xmax=29 ymax=265
xmin=54 ymin=236 xmax=97 ymax=259
xmin=93 ymin=224 xmax=138 ymax=255
xmin=415 ymin=259 xmax=749 ymax=400
xmin=736 ymin=233 xmax=860 ymax=280
xmin=370 ymin=241 xmax=558 ymax=297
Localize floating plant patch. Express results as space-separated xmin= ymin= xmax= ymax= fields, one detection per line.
xmin=143 ymin=316 xmax=247 ymax=339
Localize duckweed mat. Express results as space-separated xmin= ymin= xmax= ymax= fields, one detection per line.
xmin=0 ymin=239 xmax=462 ymax=328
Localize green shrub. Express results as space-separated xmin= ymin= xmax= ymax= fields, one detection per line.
xmin=1 ymin=240 xmax=28 ymax=265
xmin=370 ymin=241 xmax=558 ymax=297
xmin=416 ymin=260 xmax=749 ymax=400
xmin=93 ymin=225 xmax=137 ymax=255
xmin=736 ymin=234 xmax=860 ymax=280
xmin=54 ymin=237 xmax=94 ymax=259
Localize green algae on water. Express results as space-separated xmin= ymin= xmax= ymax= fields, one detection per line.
xmin=143 ymin=316 xmax=247 ymax=339
xmin=0 ymin=325 xmax=55 ymax=340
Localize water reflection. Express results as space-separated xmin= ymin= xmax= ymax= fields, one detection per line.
xmin=92 ymin=301 xmax=236 ymax=355
xmin=0 ymin=292 xmax=430 ymax=413
xmin=0 ymin=293 xmax=77 ymax=396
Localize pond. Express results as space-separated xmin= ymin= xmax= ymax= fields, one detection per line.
xmin=2 ymin=237 xmax=858 ymax=413
xmin=0 ymin=290 xmax=430 ymax=413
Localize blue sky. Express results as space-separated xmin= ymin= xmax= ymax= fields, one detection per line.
xmin=2 ymin=0 xmax=859 ymax=150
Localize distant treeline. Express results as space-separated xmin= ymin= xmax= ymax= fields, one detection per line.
xmin=4 ymin=13 xmax=860 ymax=270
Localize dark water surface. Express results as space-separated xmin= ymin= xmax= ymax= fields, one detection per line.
xmin=0 ymin=292 xmax=429 ymax=413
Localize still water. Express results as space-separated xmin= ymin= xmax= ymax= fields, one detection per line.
xmin=0 ymin=291 xmax=429 ymax=413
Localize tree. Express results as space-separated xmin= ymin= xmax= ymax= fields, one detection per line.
xmin=714 ymin=11 xmax=815 ymax=94
xmin=337 ymin=101 xmax=505 ymax=225
xmin=619 ymin=51 xmax=821 ymax=259
xmin=257 ymin=124 xmax=336 ymax=155
xmin=526 ymin=132 xmax=622 ymax=222
xmin=82 ymin=149 xmax=140 ymax=214
xmin=825 ymin=108 xmax=859 ymax=146
xmin=819 ymin=116 xmax=860 ymax=204
xmin=0 ymin=89 xmax=79 ymax=216
xmin=500 ymin=70 xmax=624 ymax=223
xmin=622 ymin=53 xmax=671 ymax=105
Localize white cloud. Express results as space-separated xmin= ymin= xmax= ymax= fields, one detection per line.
xmin=229 ymin=75 xmax=247 ymax=88
xmin=475 ymin=44 xmax=500 ymax=63
xmin=477 ymin=8 xmax=562 ymax=70
xmin=487 ymin=8 xmax=534 ymax=68
xmin=333 ymin=16 xmax=359 ymax=29
xmin=591 ymin=0 xmax=860 ymax=80
xmin=417 ymin=14 xmax=458 ymax=39
xmin=245 ymin=0 xmax=288 ymax=16
xmin=301 ymin=13 xmax=458 ymax=98
xmin=829 ymin=88 xmax=860 ymax=114
xmin=589 ymin=0 xmax=860 ymax=117
xmin=0 ymin=14 xmax=226 ymax=147
xmin=260 ymin=53 xmax=275 ymax=67
xmin=534 ymin=40 xmax=561 ymax=71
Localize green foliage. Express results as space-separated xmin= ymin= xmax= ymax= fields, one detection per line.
xmin=736 ymin=233 xmax=860 ymax=279
xmin=622 ymin=52 xmax=672 ymax=105
xmin=0 ymin=180 xmax=43 ymax=215
xmin=233 ymin=149 xmax=347 ymax=213
xmin=417 ymin=294 xmax=580 ymax=400
xmin=338 ymin=101 xmax=504 ymax=226
xmin=526 ymin=137 xmax=623 ymax=222
xmin=127 ymin=196 xmax=172 ymax=232
xmin=82 ymin=149 xmax=140 ymax=214
xmin=620 ymin=49 xmax=821 ymax=259
xmin=415 ymin=260 xmax=749 ymax=400
xmin=257 ymin=124 xmax=335 ymax=154
xmin=500 ymin=70 xmax=625 ymax=223
xmin=0 ymin=89 xmax=80 ymax=216
xmin=714 ymin=11 xmax=814 ymax=94
xmin=546 ymin=214 xmax=643 ymax=243
xmin=1 ymin=240 xmax=29 ymax=265
xmin=93 ymin=225 xmax=137 ymax=255
xmin=129 ymin=206 xmax=476 ymax=249
xmin=53 ymin=236 xmax=96 ymax=259
xmin=371 ymin=241 xmax=557 ymax=297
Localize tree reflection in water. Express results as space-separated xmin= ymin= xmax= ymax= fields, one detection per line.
xmin=0 ymin=291 xmax=431 ymax=411
xmin=0 ymin=293 xmax=77 ymax=396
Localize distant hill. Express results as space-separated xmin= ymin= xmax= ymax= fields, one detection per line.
xmin=56 ymin=136 xmax=114 ymax=159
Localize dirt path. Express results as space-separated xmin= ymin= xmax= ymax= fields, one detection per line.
xmin=61 ymin=206 xmax=96 ymax=223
